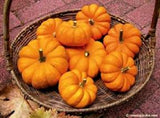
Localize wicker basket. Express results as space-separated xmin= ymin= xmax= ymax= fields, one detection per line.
xmin=3 ymin=0 xmax=160 ymax=114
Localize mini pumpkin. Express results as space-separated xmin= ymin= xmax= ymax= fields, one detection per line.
xmin=17 ymin=38 xmax=68 ymax=89
xmin=59 ymin=69 xmax=97 ymax=108
xmin=36 ymin=18 xmax=62 ymax=40
xmin=100 ymin=51 xmax=138 ymax=92
xmin=56 ymin=20 xmax=91 ymax=47
xmin=66 ymin=39 xmax=106 ymax=78
xmin=103 ymin=23 xmax=142 ymax=57
xmin=76 ymin=4 xmax=111 ymax=40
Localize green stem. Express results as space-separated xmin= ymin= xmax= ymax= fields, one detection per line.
xmin=121 ymin=66 xmax=130 ymax=73
xmin=53 ymin=32 xmax=56 ymax=38
xmin=84 ymin=51 xmax=89 ymax=57
xmin=119 ymin=30 xmax=123 ymax=42
xmin=88 ymin=18 xmax=94 ymax=25
xmin=73 ymin=21 xmax=77 ymax=28
xmin=39 ymin=49 xmax=46 ymax=62
xmin=79 ymin=78 xmax=87 ymax=87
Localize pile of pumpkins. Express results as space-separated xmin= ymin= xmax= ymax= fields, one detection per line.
xmin=17 ymin=4 xmax=142 ymax=108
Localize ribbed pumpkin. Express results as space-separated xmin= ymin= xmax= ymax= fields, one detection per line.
xmin=66 ymin=39 xmax=106 ymax=78
xmin=17 ymin=38 xmax=68 ymax=89
xmin=76 ymin=4 xmax=111 ymax=40
xmin=100 ymin=51 xmax=138 ymax=92
xmin=56 ymin=20 xmax=91 ymax=47
xmin=59 ymin=69 xmax=97 ymax=108
xmin=103 ymin=23 xmax=142 ymax=57
xmin=36 ymin=18 xmax=62 ymax=40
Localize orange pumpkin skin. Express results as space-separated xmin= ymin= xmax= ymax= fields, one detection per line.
xmin=56 ymin=20 xmax=91 ymax=47
xmin=103 ymin=23 xmax=142 ymax=58
xmin=100 ymin=51 xmax=138 ymax=92
xmin=66 ymin=39 xmax=106 ymax=78
xmin=76 ymin=4 xmax=111 ymax=40
xmin=36 ymin=18 xmax=62 ymax=40
xmin=59 ymin=70 xmax=97 ymax=108
xmin=17 ymin=38 xmax=68 ymax=89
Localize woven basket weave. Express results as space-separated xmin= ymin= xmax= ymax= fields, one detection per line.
xmin=3 ymin=0 xmax=160 ymax=113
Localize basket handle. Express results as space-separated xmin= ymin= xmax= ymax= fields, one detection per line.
xmin=145 ymin=0 xmax=160 ymax=48
xmin=3 ymin=0 xmax=12 ymax=71
xmin=3 ymin=0 xmax=160 ymax=71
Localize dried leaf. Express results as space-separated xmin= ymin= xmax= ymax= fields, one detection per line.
xmin=30 ymin=108 xmax=81 ymax=118
xmin=0 ymin=84 xmax=82 ymax=118
xmin=30 ymin=107 xmax=57 ymax=118
xmin=0 ymin=84 xmax=39 ymax=118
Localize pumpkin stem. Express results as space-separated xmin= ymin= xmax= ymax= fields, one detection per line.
xmin=121 ymin=66 xmax=130 ymax=73
xmin=53 ymin=32 xmax=56 ymax=38
xmin=84 ymin=51 xmax=89 ymax=57
xmin=88 ymin=19 xmax=94 ymax=25
xmin=119 ymin=30 xmax=123 ymax=42
xmin=73 ymin=21 xmax=77 ymax=28
xmin=79 ymin=78 xmax=87 ymax=87
xmin=39 ymin=48 xmax=46 ymax=62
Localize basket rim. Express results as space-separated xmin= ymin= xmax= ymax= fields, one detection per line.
xmin=10 ymin=9 xmax=155 ymax=113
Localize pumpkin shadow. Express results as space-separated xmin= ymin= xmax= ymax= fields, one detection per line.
xmin=38 ymin=84 xmax=59 ymax=94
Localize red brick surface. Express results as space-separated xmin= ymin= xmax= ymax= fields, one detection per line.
xmin=16 ymin=0 xmax=65 ymax=23
xmin=54 ymin=0 xmax=100 ymax=13
xmin=0 ymin=57 xmax=11 ymax=90
xmin=141 ymin=19 xmax=159 ymax=37
xmin=105 ymin=0 xmax=134 ymax=16
xmin=0 ymin=0 xmax=160 ymax=117
xmin=140 ymin=99 xmax=160 ymax=114
xmin=63 ymin=0 xmax=76 ymax=4
xmin=153 ymin=48 xmax=160 ymax=85
xmin=126 ymin=0 xmax=155 ymax=28
xmin=0 ymin=13 xmax=21 ymax=35
xmin=0 ymin=36 xmax=3 ymax=56
xmin=132 ymin=109 xmax=143 ymax=114
xmin=11 ymin=0 xmax=35 ymax=11
xmin=121 ymin=15 xmax=142 ymax=30
xmin=123 ymin=0 xmax=149 ymax=7
xmin=0 ymin=0 xmax=5 ymax=14
xmin=0 ymin=0 xmax=35 ymax=14
xmin=98 ymin=0 xmax=112 ymax=5
xmin=9 ymin=25 xmax=24 ymax=41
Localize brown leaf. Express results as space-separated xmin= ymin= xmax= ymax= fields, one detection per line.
xmin=29 ymin=107 xmax=58 ymax=118
xmin=0 ymin=84 xmax=39 ymax=118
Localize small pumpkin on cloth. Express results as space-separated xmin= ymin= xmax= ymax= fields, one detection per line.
xmin=103 ymin=23 xmax=142 ymax=57
xmin=76 ymin=4 xmax=111 ymax=40
xmin=36 ymin=18 xmax=62 ymax=40
xmin=58 ymin=69 xmax=97 ymax=108
xmin=100 ymin=51 xmax=138 ymax=92
xmin=17 ymin=38 xmax=68 ymax=89
xmin=56 ymin=20 xmax=91 ymax=47
xmin=66 ymin=39 xmax=106 ymax=78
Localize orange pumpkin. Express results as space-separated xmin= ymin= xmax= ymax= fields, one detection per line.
xmin=56 ymin=20 xmax=91 ymax=47
xmin=17 ymin=38 xmax=68 ymax=89
xmin=36 ymin=18 xmax=62 ymax=40
xmin=66 ymin=39 xmax=106 ymax=78
xmin=100 ymin=51 xmax=138 ymax=92
xmin=59 ymin=69 xmax=97 ymax=108
xmin=103 ymin=23 xmax=142 ymax=57
xmin=76 ymin=4 xmax=111 ymax=40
